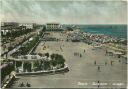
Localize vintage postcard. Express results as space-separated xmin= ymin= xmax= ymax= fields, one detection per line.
xmin=0 ymin=0 xmax=127 ymax=89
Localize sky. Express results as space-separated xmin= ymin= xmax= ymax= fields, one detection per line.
xmin=0 ymin=0 xmax=127 ymax=24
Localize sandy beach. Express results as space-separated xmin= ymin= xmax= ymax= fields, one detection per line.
xmin=12 ymin=32 xmax=127 ymax=88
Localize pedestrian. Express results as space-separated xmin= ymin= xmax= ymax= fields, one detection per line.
xmin=80 ymin=54 xmax=82 ymax=58
xmin=94 ymin=61 xmax=96 ymax=65
xmin=98 ymin=81 xmax=100 ymax=88
xmin=76 ymin=52 xmax=77 ymax=56
xmin=98 ymin=66 xmax=100 ymax=71
xmin=74 ymin=52 xmax=76 ymax=56
xmin=105 ymin=50 xmax=107 ymax=56
xmin=26 ymin=82 xmax=31 ymax=87
xmin=105 ymin=62 xmax=107 ymax=66
xmin=111 ymin=61 xmax=113 ymax=66
xmin=21 ymin=82 xmax=24 ymax=87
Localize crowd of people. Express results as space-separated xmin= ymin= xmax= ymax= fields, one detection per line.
xmin=74 ymin=52 xmax=82 ymax=58
xmin=18 ymin=82 xmax=31 ymax=87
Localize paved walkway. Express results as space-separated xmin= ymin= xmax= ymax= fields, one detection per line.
xmin=12 ymin=41 xmax=127 ymax=88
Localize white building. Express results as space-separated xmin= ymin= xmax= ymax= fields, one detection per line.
xmin=19 ymin=23 xmax=34 ymax=29
xmin=1 ymin=30 xmax=10 ymax=35
xmin=46 ymin=23 xmax=62 ymax=30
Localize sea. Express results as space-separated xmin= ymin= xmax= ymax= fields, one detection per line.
xmin=80 ymin=25 xmax=127 ymax=39
xmin=63 ymin=24 xmax=127 ymax=39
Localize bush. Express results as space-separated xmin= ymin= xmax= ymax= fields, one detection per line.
xmin=50 ymin=54 xmax=65 ymax=67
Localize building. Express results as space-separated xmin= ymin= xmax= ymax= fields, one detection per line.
xmin=1 ymin=22 xmax=19 ymax=27
xmin=1 ymin=22 xmax=19 ymax=35
xmin=19 ymin=23 xmax=34 ymax=29
xmin=46 ymin=23 xmax=62 ymax=31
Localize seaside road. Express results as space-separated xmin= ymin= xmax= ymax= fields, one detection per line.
xmin=12 ymin=42 xmax=127 ymax=88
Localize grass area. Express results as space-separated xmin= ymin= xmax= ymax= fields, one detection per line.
xmin=12 ymin=36 xmax=40 ymax=57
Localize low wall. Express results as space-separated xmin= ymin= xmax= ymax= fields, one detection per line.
xmin=2 ymin=74 xmax=16 ymax=88
xmin=16 ymin=66 xmax=69 ymax=76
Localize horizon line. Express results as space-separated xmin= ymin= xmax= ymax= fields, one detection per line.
xmin=1 ymin=21 xmax=127 ymax=25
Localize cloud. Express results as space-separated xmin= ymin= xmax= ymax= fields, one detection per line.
xmin=1 ymin=0 xmax=127 ymax=24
